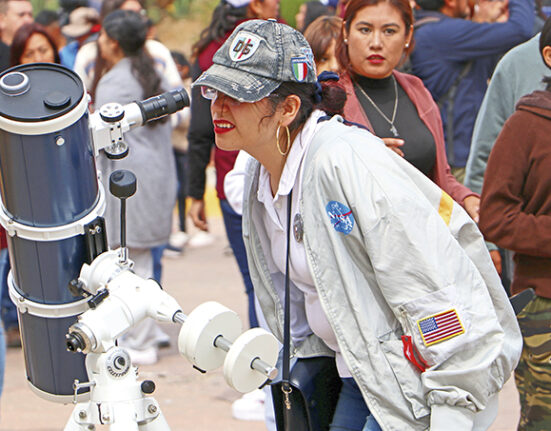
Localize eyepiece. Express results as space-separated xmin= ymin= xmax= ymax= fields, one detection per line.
xmin=135 ymin=88 xmax=189 ymax=125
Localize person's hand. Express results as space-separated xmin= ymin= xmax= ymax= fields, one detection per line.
xmin=472 ymin=0 xmax=508 ymax=22
xmin=382 ymin=138 xmax=405 ymax=157
xmin=489 ymin=249 xmax=502 ymax=275
xmin=463 ymin=195 xmax=480 ymax=223
xmin=189 ymin=198 xmax=208 ymax=231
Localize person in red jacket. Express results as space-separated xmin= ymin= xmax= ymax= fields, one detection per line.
xmin=479 ymin=18 xmax=551 ymax=431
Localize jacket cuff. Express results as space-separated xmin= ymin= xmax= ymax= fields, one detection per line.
xmin=430 ymin=404 xmax=475 ymax=431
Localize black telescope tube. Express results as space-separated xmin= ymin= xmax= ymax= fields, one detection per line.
xmin=135 ymin=88 xmax=189 ymax=125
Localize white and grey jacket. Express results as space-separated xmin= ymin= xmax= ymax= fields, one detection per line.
xmin=242 ymin=116 xmax=521 ymax=431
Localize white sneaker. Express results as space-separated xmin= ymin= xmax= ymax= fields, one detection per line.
xmin=231 ymin=389 xmax=265 ymax=421
xmin=188 ymin=231 xmax=215 ymax=248
xmin=169 ymin=231 xmax=190 ymax=249
xmin=126 ymin=346 xmax=158 ymax=366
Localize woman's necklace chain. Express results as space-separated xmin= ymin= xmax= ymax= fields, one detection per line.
xmin=355 ymin=75 xmax=399 ymax=137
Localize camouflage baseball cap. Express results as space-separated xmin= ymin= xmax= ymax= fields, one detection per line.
xmin=193 ymin=19 xmax=317 ymax=103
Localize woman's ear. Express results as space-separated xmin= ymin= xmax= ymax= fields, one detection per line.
xmin=279 ymin=94 xmax=302 ymax=128
xmin=543 ymin=46 xmax=551 ymax=69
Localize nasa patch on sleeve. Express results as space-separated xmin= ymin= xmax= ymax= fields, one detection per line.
xmin=326 ymin=201 xmax=355 ymax=235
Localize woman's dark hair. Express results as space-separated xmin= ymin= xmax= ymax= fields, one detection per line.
xmin=95 ymin=10 xmax=164 ymax=125
xmin=335 ymin=0 xmax=414 ymax=74
xmin=90 ymin=0 xmax=147 ymax=103
xmin=10 ymin=22 xmax=60 ymax=66
xmin=191 ymin=1 xmax=249 ymax=61
xmin=267 ymin=80 xmax=347 ymax=133
xmin=304 ymin=15 xmax=342 ymax=65
xmin=540 ymin=17 xmax=551 ymax=90
xmin=300 ymin=1 xmax=332 ymax=33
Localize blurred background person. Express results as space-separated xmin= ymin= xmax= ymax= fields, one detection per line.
xmin=410 ymin=0 xmax=534 ymax=183
xmin=95 ymin=9 xmax=177 ymax=365
xmin=466 ymin=32 xmax=548 ymax=288
xmin=10 ymin=21 xmax=59 ymax=65
xmin=166 ymin=50 xmax=192 ymax=255
xmin=59 ymin=7 xmax=100 ymax=69
xmin=75 ymin=0 xmax=181 ymax=101
xmin=34 ymin=9 xmax=65 ymax=52
xmin=0 ymin=0 xmax=33 ymax=72
xmin=479 ymin=18 xmax=551 ymax=430
xmin=303 ymin=14 xmax=342 ymax=74
xmin=336 ymin=0 xmax=480 ymax=220
xmin=295 ymin=0 xmax=333 ymax=32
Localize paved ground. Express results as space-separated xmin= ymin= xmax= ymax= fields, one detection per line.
xmin=0 ymin=215 xmax=521 ymax=430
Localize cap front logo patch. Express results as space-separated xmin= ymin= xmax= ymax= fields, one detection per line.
xmin=229 ymin=31 xmax=262 ymax=62
xmin=291 ymin=57 xmax=309 ymax=82
xmin=326 ymin=201 xmax=354 ymax=235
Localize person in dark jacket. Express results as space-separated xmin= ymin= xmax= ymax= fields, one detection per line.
xmin=410 ymin=0 xmax=534 ymax=182
xmin=479 ymin=17 xmax=551 ymax=431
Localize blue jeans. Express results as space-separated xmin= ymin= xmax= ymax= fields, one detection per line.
xmin=0 ymin=250 xmax=16 ymax=330
xmin=174 ymin=150 xmax=188 ymax=232
xmin=219 ymin=199 xmax=258 ymax=328
xmin=151 ymin=245 xmax=166 ymax=284
xmin=330 ymin=378 xmax=382 ymax=431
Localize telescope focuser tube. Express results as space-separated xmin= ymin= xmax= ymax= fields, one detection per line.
xmin=135 ymin=88 xmax=189 ymax=125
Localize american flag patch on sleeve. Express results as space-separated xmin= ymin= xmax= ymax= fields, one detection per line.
xmin=417 ymin=309 xmax=465 ymax=347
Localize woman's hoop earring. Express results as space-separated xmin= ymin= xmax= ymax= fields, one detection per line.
xmin=276 ymin=124 xmax=291 ymax=156
xmin=344 ymin=38 xmax=348 ymax=44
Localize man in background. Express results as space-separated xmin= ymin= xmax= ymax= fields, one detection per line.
xmin=410 ymin=0 xmax=534 ymax=182
xmin=0 ymin=0 xmax=33 ymax=71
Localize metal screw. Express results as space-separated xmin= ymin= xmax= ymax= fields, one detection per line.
xmin=102 ymin=413 xmax=111 ymax=422
xmin=78 ymin=410 xmax=87 ymax=419
xmin=56 ymin=136 xmax=65 ymax=146
xmin=147 ymin=404 xmax=158 ymax=414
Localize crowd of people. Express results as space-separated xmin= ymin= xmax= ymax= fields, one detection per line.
xmin=0 ymin=0 xmax=548 ymax=429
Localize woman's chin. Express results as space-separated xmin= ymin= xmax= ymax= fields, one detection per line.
xmin=214 ymin=138 xmax=237 ymax=152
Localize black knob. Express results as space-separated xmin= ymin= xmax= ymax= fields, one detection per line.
xmin=141 ymin=380 xmax=156 ymax=394
xmin=88 ymin=289 xmax=110 ymax=310
xmin=109 ymin=170 xmax=137 ymax=200
xmin=66 ymin=332 xmax=85 ymax=353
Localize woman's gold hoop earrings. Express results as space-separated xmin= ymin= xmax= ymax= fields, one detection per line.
xmin=276 ymin=124 xmax=291 ymax=156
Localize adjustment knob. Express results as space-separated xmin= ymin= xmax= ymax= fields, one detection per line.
xmin=141 ymin=380 xmax=156 ymax=394
xmin=99 ymin=102 xmax=124 ymax=122
xmin=109 ymin=170 xmax=137 ymax=200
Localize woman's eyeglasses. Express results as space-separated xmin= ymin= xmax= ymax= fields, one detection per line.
xmin=200 ymin=87 xmax=244 ymax=106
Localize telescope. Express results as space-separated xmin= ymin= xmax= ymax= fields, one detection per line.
xmin=0 ymin=63 xmax=278 ymax=430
